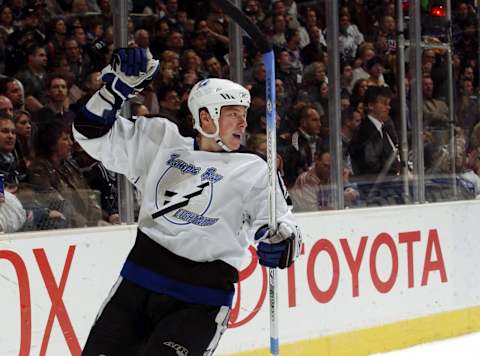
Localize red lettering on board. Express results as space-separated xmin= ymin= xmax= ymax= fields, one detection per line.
xmin=421 ymin=229 xmax=448 ymax=285
xmin=370 ymin=233 xmax=398 ymax=293
xmin=0 ymin=250 xmax=31 ymax=356
xmin=340 ymin=236 xmax=368 ymax=297
xmin=287 ymin=243 xmax=305 ymax=307
xmin=34 ymin=246 xmax=81 ymax=356
xmin=399 ymin=231 xmax=421 ymax=288
xmin=307 ymin=239 xmax=339 ymax=303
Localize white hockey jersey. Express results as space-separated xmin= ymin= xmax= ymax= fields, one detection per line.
xmin=73 ymin=114 xmax=296 ymax=271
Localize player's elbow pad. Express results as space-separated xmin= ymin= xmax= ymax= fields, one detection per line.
xmin=73 ymin=88 xmax=121 ymax=139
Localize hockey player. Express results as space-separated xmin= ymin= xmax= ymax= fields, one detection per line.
xmin=75 ymin=47 xmax=302 ymax=356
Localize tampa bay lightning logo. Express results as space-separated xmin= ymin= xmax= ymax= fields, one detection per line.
xmin=152 ymin=154 xmax=223 ymax=226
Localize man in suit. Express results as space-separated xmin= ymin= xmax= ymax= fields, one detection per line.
xmin=350 ymin=86 xmax=400 ymax=180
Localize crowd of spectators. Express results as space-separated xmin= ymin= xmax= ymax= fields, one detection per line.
xmin=0 ymin=0 xmax=478 ymax=232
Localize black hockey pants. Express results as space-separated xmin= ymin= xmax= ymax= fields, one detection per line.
xmin=82 ymin=278 xmax=230 ymax=356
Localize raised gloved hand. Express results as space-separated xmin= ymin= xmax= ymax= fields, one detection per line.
xmin=101 ymin=47 xmax=160 ymax=101
xmin=255 ymin=222 xmax=302 ymax=269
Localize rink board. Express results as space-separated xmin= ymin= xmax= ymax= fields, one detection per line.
xmin=1 ymin=201 xmax=480 ymax=355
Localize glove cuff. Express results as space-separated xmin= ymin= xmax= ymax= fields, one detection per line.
xmin=102 ymin=73 xmax=136 ymax=101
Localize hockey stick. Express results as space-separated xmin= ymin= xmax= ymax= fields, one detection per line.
xmin=212 ymin=1 xmax=279 ymax=354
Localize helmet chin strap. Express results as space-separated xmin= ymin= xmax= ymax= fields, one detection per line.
xmin=215 ymin=136 xmax=232 ymax=152
xmin=197 ymin=118 xmax=232 ymax=152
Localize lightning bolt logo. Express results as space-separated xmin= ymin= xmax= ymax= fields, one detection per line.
xmin=152 ymin=181 xmax=210 ymax=219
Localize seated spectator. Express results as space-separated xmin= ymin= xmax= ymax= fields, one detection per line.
xmin=27 ymin=118 xmax=101 ymax=229
xmin=5 ymin=5 xmax=46 ymax=75
xmin=350 ymin=78 xmax=368 ymax=109
xmin=131 ymin=101 xmax=150 ymax=116
xmin=0 ymin=116 xmax=19 ymax=187
xmin=365 ymin=56 xmax=388 ymax=87
xmin=14 ymin=44 xmax=47 ymax=112
xmin=341 ymin=107 xmax=362 ymax=175
xmin=71 ymin=144 xmax=120 ymax=224
xmin=269 ymin=14 xmax=287 ymax=48
xmin=290 ymin=106 xmax=323 ymax=171
xmin=338 ymin=13 xmax=365 ymax=63
xmin=350 ymin=86 xmax=400 ymax=179
xmin=341 ymin=61 xmax=354 ymax=94
xmin=36 ymin=73 xmax=75 ymax=125
xmin=284 ymin=28 xmax=303 ymax=72
xmin=0 ymin=5 xmax=15 ymax=36
xmin=459 ymin=146 xmax=480 ymax=198
xmin=0 ymin=95 xmax=14 ymax=118
xmin=301 ymin=61 xmax=327 ymax=96
xmin=64 ymin=37 xmax=91 ymax=86
xmin=70 ymin=70 xmax=102 ymax=113
xmin=0 ymin=190 xmax=26 ymax=233
xmin=157 ymin=84 xmax=181 ymax=124
xmin=13 ymin=110 xmax=34 ymax=179
xmin=204 ymin=53 xmax=226 ymax=78
xmin=263 ymin=0 xmax=300 ymax=32
xmin=275 ymin=78 xmax=291 ymax=123
xmin=180 ymin=49 xmax=205 ymax=79
xmin=469 ymin=121 xmax=480 ymax=151
xmin=189 ymin=29 xmax=219 ymax=60
xmin=375 ymin=15 xmax=397 ymax=58
xmin=350 ymin=43 xmax=382 ymax=91
xmin=45 ymin=17 xmax=67 ymax=63
xmin=390 ymin=77 xmax=412 ymax=136
xmin=134 ymin=29 xmax=150 ymax=50
xmin=456 ymin=78 xmax=479 ymax=139
xmin=165 ymin=30 xmax=185 ymax=54
xmin=72 ymin=24 xmax=89 ymax=55
xmin=303 ymin=7 xmax=323 ymax=45
xmin=290 ymin=147 xmax=359 ymax=211
xmin=277 ymin=49 xmax=300 ymax=104
xmin=150 ymin=18 xmax=170 ymax=57
xmin=243 ymin=0 xmax=265 ymax=25
xmin=247 ymin=132 xmax=269 ymax=157
xmin=194 ymin=18 xmax=229 ymax=48
xmin=0 ymin=77 xmax=25 ymax=114
xmin=340 ymin=90 xmax=351 ymax=112
xmin=423 ymin=76 xmax=449 ymax=128
xmin=300 ymin=24 xmax=325 ymax=65
xmin=248 ymin=62 xmax=267 ymax=99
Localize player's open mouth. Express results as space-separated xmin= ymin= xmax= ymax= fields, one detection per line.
xmin=233 ymin=134 xmax=241 ymax=139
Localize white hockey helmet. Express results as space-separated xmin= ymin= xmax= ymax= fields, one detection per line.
xmin=188 ymin=78 xmax=251 ymax=139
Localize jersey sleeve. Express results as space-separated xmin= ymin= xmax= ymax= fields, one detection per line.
xmin=73 ymin=90 xmax=192 ymax=178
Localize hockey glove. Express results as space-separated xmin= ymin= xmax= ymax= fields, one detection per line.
xmin=100 ymin=47 xmax=160 ymax=101
xmin=255 ymin=222 xmax=302 ymax=269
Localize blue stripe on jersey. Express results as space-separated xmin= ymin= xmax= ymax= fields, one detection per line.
xmin=120 ymin=261 xmax=234 ymax=307
xmin=81 ymin=106 xmax=117 ymax=125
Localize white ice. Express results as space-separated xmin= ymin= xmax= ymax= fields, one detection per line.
xmin=371 ymin=331 xmax=480 ymax=356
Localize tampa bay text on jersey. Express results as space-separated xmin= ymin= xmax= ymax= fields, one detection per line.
xmin=152 ymin=153 xmax=224 ymax=226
